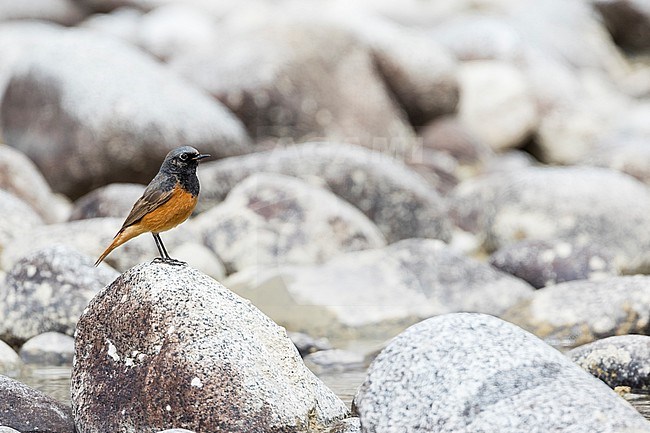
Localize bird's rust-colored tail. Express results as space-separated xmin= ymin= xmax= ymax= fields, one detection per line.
xmin=94 ymin=226 xmax=142 ymax=266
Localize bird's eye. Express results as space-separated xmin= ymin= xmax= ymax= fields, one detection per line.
xmin=179 ymin=153 xmax=189 ymax=161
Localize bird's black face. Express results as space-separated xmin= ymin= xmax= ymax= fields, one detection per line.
xmin=163 ymin=146 xmax=211 ymax=173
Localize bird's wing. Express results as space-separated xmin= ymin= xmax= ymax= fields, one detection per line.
xmin=119 ymin=182 xmax=175 ymax=231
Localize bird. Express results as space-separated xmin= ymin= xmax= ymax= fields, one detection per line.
xmin=94 ymin=146 xmax=210 ymax=266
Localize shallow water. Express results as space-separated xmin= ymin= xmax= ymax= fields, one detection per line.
xmin=7 ymin=364 xmax=650 ymax=422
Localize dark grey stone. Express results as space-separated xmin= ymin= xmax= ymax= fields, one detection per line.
xmin=489 ymin=239 xmax=618 ymax=288
xmin=0 ymin=374 xmax=74 ymax=433
xmin=71 ymin=262 xmax=348 ymax=433
xmin=353 ymin=313 xmax=650 ymax=433
xmin=568 ymin=335 xmax=650 ymax=393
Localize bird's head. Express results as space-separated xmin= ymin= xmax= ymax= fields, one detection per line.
xmin=162 ymin=146 xmax=211 ymax=173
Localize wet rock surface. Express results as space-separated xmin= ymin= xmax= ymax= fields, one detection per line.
xmin=568 ymin=335 xmax=650 ymax=393
xmin=198 ymin=143 xmax=452 ymax=243
xmin=0 ymin=374 xmax=74 ymax=433
xmin=226 ymin=239 xmax=533 ymax=339
xmin=194 ymin=172 xmax=386 ymax=273
xmin=0 ymin=245 xmax=118 ymax=347
xmin=71 ymin=262 xmax=348 ymax=433
xmin=353 ymin=313 xmax=650 ymax=432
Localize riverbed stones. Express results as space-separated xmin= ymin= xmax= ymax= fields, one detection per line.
xmin=170 ymin=21 xmax=414 ymax=148
xmin=194 ymin=173 xmax=386 ymax=273
xmin=0 ymin=374 xmax=74 ymax=433
xmin=0 ymin=0 xmax=87 ymax=25
xmin=353 ymin=313 xmax=650 ymax=433
xmin=502 ymin=275 xmax=650 ymax=347
xmin=68 ymin=183 xmax=145 ymax=221
xmin=0 ymin=245 xmax=118 ymax=347
xmin=226 ymin=239 xmax=533 ymax=340
xmin=594 ymin=0 xmax=650 ymax=51
xmin=71 ymin=262 xmax=348 ymax=433
xmin=449 ymin=166 xmax=650 ymax=265
xmin=0 ymin=340 xmax=20 ymax=371
xmin=1 ymin=27 xmax=250 ymax=198
xmin=458 ymin=60 xmax=538 ymax=151
xmin=0 ymin=189 xmax=43 ymax=253
xmin=198 ymin=142 xmax=452 ymax=243
xmin=0 ymin=217 xmax=199 ymax=272
xmin=489 ymin=239 xmax=618 ymax=288
xmin=0 ymin=144 xmax=64 ymax=223
xmin=567 ymin=335 xmax=650 ymax=393
xmin=19 ymin=332 xmax=75 ymax=365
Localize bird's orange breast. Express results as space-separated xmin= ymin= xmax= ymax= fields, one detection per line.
xmin=140 ymin=185 xmax=197 ymax=233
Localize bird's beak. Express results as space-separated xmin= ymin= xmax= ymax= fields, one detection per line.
xmin=192 ymin=153 xmax=211 ymax=161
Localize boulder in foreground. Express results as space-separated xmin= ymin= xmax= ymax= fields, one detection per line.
xmin=71 ymin=262 xmax=348 ymax=433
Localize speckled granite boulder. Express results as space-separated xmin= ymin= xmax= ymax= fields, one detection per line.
xmin=0 ymin=217 xmax=200 ymax=272
xmin=0 ymin=245 xmax=118 ymax=347
xmin=0 ymin=144 xmax=66 ymax=223
xmin=226 ymin=239 xmax=533 ymax=340
xmin=1 ymin=27 xmax=250 ymax=198
xmin=449 ymin=167 xmax=650 ymax=265
xmin=69 ymin=183 xmax=145 ymax=221
xmin=502 ymin=276 xmax=650 ymax=347
xmin=0 ymin=190 xmax=43 ymax=254
xmin=489 ymin=239 xmax=618 ymax=288
xmin=0 ymin=340 xmax=20 ymax=371
xmin=193 ymin=173 xmax=386 ymax=273
xmin=71 ymin=262 xmax=348 ymax=433
xmin=353 ymin=313 xmax=650 ymax=433
xmin=327 ymin=417 xmax=361 ymax=433
xmin=568 ymin=335 xmax=650 ymax=392
xmin=19 ymin=332 xmax=75 ymax=366
xmin=0 ymin=374 xmax=74 ymax=433
xmin=198 ymin=142 xmax=452 ymax=243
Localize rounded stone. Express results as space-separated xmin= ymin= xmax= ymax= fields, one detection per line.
xmin=353 ymin=313 xmax=650 ymax=432
xmin=567 ymin=335 xmax=650 ymax=393
xmin=0 ymin=339 xmax=21 ymax=371
xmin=19 ymin=332 xmax=75 ymax=366
xmin=68 ymin=183 xmax=145 ymax=221
xmin=194 ymin=173 xmax=386 ymax=273
xmin=0 ymin=245 xmax=119 ymax=346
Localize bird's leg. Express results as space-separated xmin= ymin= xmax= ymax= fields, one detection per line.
xmin=151 ymin=233 xmax=186 ymax=266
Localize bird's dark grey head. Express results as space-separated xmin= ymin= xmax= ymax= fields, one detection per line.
xmin=161 ymin=146 xmax=210 ymax=173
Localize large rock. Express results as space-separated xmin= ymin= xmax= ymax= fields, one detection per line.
xmin=193 ymin=173 xmax=386 ymax=273
xmin=0 ymin=217 xmax=200 ymax=272
xmin=353 ymin=313 xmax=650 ymax=433
xmin=198 ymin=142 xmax=452 ymax=243
xmin=0 ymin=144 xmax=65 ymax=223
xmin=0 ymin=190 xmax=43 ymax=255
xmin=170 ymin=20 xmax=415 ymax=148
xmin=226 ymin=239 xmax=533 ymax=340
xmin=1 ymin=27 xmax=250 ymax=198
xmin=0 ymin=374 xmax=74 ymax=433
xmin=68 ymin=183 xmax=145 ymax=221
xmin=502 ymin=276 xmax=650 ymax=347
xmin=567 ymin=335 xmax=650 ymax=393
xmin=0 ymin=245 xmax=118 ymax=347
xmin=594 ymin=0 xmax=650 ymax=51
xmin=449 ymin=166 xmax=650 ymax=266
xmin=71 ymin=262 xmax=348 ymax=433
xmin=457 ymin=60 xmax=538 ymax=151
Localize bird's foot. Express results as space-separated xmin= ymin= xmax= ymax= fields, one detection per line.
xmin=152 ymin=257 xmax=187 ymax=266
